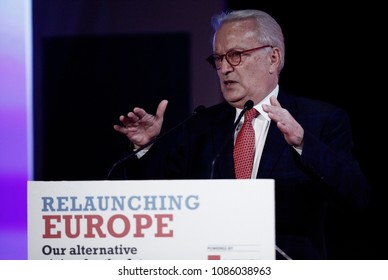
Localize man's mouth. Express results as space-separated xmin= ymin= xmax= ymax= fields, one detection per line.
xmin=224 ymin=80 xmax=236 ymax=86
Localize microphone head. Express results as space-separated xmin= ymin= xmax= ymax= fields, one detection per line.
xmin=244 ymin=100 xmax=254 ymax=110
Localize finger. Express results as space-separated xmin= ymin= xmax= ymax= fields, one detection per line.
xmin=125 ymin=112 xmax=140 ymax=123
xmin=155 ymin=99 xmax=168 ymax=120
xmin=269 ymin=95 xmax=282 ymax=107
xmin=276 ymin=121 xmax=289 ymax=134
xmin=113 ymin=124 xmax=128 ymax=134
xmin=266 ymin=106 xmax=290 ymax=125
xmin=118 ymin=115 xmax=132 ymax=126
xmin=132 ymin=107 xmax=148 ymax=119
xmin=267 ymin=111 xmax=282 ymax=124
xmin=262 ymin=96 xmax=281 ymax=113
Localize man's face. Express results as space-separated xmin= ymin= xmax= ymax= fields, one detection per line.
xmin=213 ymin=19 xmax=276 ymax=109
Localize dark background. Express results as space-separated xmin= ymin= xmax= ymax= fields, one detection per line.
xmin=33 ymin=0 xmax=386 ymax=259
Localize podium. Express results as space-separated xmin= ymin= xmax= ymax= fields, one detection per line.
xmin=28 ymin=179 xmax=275 ymax=260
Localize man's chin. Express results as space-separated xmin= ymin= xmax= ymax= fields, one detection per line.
xmin=223 ymin=95 xmax=246 ymax=109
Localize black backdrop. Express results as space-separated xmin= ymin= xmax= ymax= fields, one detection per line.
xmin=40 ymin=34 xmax=190 ymax=180
xmin=33 ymin=0 xmax=386 ymax=260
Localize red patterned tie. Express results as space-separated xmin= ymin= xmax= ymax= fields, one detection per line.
xmin=233 ymin=108 xmax=259 ymax=179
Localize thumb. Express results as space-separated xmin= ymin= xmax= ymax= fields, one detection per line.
xmin=155 ymin=99 xmax=168 ymax=120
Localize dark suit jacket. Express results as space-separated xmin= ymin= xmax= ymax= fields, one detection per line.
xmin=112 ymin=88 xmax=370 ymax=260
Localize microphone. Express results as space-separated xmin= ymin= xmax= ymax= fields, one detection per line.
xmin=107 ymin=105 xmax=206 ymax=179
xmin=210 ymin=100 xmax=254 ymax=179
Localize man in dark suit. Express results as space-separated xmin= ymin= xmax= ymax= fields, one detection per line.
xmin=112 ymin=9 xmax=370 ymax=259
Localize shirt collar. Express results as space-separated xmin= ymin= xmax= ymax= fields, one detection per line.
xmin=235 ymin=85 xmax=279 ymax=121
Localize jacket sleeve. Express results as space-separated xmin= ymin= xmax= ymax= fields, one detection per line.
xmin=300 ymin=107 xmax=370 ymax=210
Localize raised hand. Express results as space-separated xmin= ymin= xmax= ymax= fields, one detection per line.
xmin=262 ymin=96 xmax=304 ymax=149
xmin=113 ymin=100 xmax=168 ymax=148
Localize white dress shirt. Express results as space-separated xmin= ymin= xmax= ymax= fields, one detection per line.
xmin=234 ymin=85 xmax=279 ymax=179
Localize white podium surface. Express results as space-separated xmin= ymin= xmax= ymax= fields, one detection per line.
xmin=28 ymin=179 xmax=275 ymax=260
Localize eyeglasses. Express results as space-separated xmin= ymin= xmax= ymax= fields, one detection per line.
xmin=206 ymin=45 xmax=273 ymax=70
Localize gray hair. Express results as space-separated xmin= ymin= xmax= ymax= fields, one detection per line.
xmin=211 ymin=9 xmax=285 ymax=73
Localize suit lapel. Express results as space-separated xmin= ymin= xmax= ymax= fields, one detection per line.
xmin=257 ymin=121 xmax=287 ymax=177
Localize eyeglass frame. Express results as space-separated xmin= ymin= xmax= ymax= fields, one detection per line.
xmin=206 ymin=45 xmax=273 ymax=70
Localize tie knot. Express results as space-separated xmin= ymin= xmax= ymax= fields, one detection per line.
xmin=244 ymin=108 xmax=259 ymax=122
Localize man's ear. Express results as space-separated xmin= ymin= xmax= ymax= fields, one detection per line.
xmin=269 ymin=47 xmax=281 ymax=74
